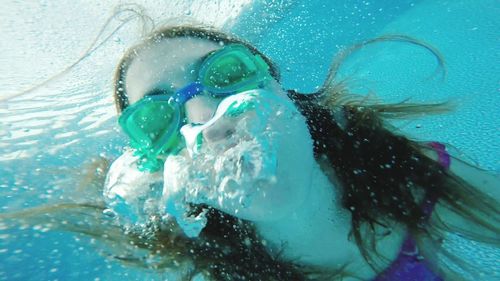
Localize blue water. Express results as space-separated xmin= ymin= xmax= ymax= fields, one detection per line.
xmin=1 ymin=0 xmax=499 ymax=280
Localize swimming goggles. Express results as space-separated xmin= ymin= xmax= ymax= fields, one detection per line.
xmin=118 ymin=44 xmax=272 ymax=171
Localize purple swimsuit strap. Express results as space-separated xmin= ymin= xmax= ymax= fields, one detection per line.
xmin=428 ymin=142 xmax=451 ymax=169
xmin=374 ymin=142 xmax=450 ymax=281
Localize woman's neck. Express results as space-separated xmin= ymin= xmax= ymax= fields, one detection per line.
xmin=254 ymin=159 xmax=355 ymax=266
xmin=254 ymin=159 xmax=406 ymax=279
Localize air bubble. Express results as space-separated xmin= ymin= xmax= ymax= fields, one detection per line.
xmin=102 ymin=208 xmax=117 ymax=218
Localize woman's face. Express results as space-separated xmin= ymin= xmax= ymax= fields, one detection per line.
xmin=121 ymin=35 xmax=315 ymax=222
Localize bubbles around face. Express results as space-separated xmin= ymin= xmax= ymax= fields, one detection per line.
xmin=161 ymin=89 xmax=315 ymax=233
xmin=116 ymin=35 xmax=315 ymax=237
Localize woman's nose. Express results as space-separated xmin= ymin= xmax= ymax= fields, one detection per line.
xmin=184 ymin=94 xmax=241 ymax=144
xmin=185 ymin=95 xmax=219 ymax=124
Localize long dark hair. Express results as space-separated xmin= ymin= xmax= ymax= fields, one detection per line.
xmin=288 ymin=91 xmax=499 ymax=275
xmin=289 ymin=34 xmax=500 ymax=277
xmin=2 ymin=25 xmax=499 ymax=281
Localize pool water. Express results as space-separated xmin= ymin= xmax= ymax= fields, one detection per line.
xmin=1 ymin=0 xmax=498 ymax=280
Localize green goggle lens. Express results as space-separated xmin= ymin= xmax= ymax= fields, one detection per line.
xmin=129 ymin=102 xmax=173 ymax=144
xmin=118 ymin=97 xmax=182 ymax=171
xmin=199 ymin=44 xmax=270 ymax=94
xmin=202 ymin=55 xmax=255 ymax=88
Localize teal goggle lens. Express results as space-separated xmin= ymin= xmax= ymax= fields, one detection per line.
xmin=118 ymin=95 xmax=182 ymax=171
xmin=198 ymin=44 xmax=271 ymax=95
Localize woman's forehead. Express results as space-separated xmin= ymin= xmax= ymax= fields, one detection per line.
xmin=124 ymin=37 xmax=222 ymax=104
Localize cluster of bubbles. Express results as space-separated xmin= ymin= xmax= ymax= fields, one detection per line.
xmin=103 ymin=89 xmax=304 ymax=239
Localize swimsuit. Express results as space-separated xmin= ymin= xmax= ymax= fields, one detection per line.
xmin=374 ymin=142 xmax=450 ymax=281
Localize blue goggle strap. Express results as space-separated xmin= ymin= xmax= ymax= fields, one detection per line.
xmin=172 ymin=82 xmax=205 ymax=104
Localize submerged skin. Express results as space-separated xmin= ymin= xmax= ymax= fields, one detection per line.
xmin=119 ymin=36 xmax=407 ymax=279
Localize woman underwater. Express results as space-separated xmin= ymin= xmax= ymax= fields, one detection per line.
xmin=3 ymin=25 xmax=500 ymax=280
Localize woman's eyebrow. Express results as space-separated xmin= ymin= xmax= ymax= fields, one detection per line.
xmin=144 ymin=87 xmax=173 ymax=97
xmin=142 ymin=49 xmax=219 ymax=98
